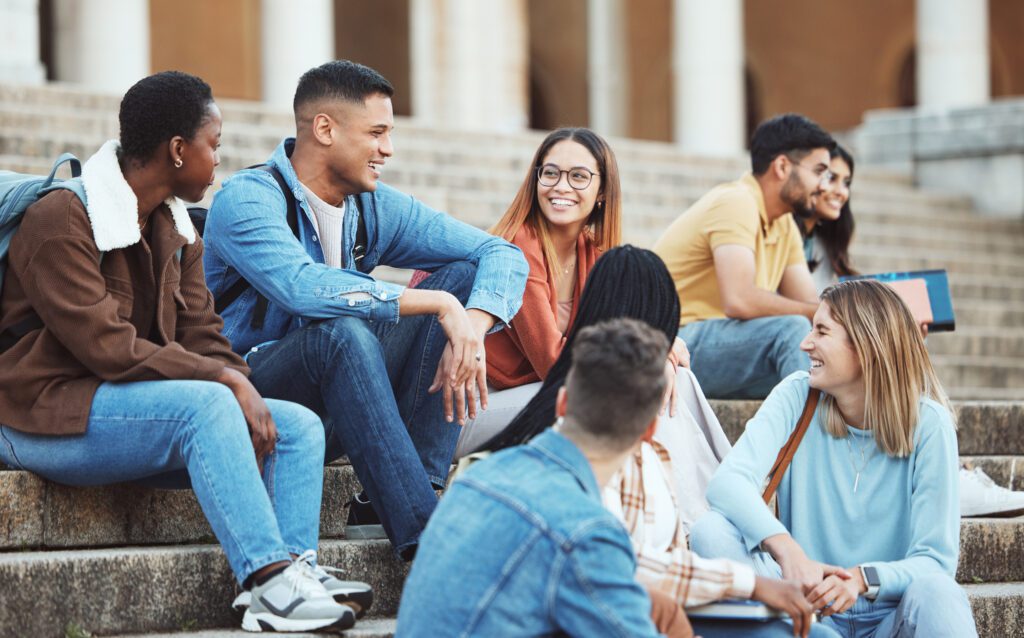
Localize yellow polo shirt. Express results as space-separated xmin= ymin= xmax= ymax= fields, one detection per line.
xmin=653 ymin=174 xmax=805 ymax=326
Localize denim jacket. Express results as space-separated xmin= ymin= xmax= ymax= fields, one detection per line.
xmin=203 ymin=139 xmax=528 ymax=354
xmin=396 ymin=429 xmax=663 ymax=637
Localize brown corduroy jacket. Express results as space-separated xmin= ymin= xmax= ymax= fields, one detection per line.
xmin=0 ymin=141 xmax=247 ymax=435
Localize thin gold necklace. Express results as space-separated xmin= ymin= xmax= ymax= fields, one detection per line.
xmin=845 ymin=432 xmax=874 ymax=493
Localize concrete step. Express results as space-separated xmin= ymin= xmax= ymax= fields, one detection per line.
xmin=708 ymin=400 xmax=1024 ymax=456
xmin=0 ymin=540 xmax=406 ymax=638
xmin=112 ymin=619 xmax=398 ymax=638
xmin=932 ymin=355 xmax=1024 ymax=392
xmin=851 ymin=251 xmax=1024 ymax=278
xmin=966 ymin=583 xmax=1024 ymax=638
xmin=954 ymin=302 xmax=1024 ymax=329
xmin=927 ymin=329 xmax=1024 ymax=358
xmin=0 ymin=465 xmax=360 ymax=551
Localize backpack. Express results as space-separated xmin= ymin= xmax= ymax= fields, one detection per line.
xmin=0 ymin=153 xmax=87 ymax=297
xmin=0 ymin=153 xmax=87 ymax=351
xmin=196 ymin=164 xmax=368 ymax=330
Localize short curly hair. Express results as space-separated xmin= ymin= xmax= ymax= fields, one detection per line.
xmin=119 ymin=71 xmax=214 ymax=163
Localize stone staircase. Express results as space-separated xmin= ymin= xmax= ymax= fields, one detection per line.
xmin=0 ymin=82 xmax=1022 ymax=637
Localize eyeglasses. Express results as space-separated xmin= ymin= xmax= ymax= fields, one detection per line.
xmin=536 ymin=164 xmax=600 ymax=190
xmin=790 ymin=161 xmax=834 ymax=186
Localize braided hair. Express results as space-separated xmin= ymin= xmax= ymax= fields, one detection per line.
xmin=481 ymin=245 xmax=680 ymax=451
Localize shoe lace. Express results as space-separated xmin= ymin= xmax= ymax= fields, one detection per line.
xmin=294 ymin=548 xmax=347 ymax=578
xmin=283 ymin=550 xmax=331 ymax=601
xmin=968 ymin=467 xmax=997 ymax=489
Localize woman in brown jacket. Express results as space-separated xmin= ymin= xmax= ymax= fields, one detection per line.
xmin=0 ymin=72 xmax=362 ymax=633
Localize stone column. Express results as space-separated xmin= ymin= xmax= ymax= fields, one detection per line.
xmin=587 ymin=0 xmax=627 ymax=137
xmin=0 ymin=0 xmax=46 ymax=84
xmin=672 ymin=0 xmax=745 ymax=156
xmin=409 ymin=0 xmax=528 ymax=132
xmin=261 ymin=0 xmax=334 ymax=108
xmin=916 ymin=0 xmax=989 ymax=109
xmin=51 ymin=0 xmax=149 ymax=92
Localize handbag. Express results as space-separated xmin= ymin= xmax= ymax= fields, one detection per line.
xmin=762 ymin=388 xmax=821 ymax=505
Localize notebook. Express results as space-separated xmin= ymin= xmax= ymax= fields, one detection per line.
xmin=840 ymin=269 xmax=955 ymax=332
xmin=686 ymin=599 xmax=787 ymax=621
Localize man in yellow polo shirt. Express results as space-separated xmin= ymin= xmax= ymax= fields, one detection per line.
xmin=654 ymin=114 xmax=834 ymax=399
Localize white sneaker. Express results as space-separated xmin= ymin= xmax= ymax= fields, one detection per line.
xmin=234 ymin=553 xmax=374 ymax=619
xmin=240 ymin=551 xmax=356 ymax=633
xmin=960 ymin=467 xmax=1024 ymax=517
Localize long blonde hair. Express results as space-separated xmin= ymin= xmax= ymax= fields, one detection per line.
xmin=819 ymin=279 xmax=954 ymax=457
xmin=490 ymin=128 xmax=621 ymax=277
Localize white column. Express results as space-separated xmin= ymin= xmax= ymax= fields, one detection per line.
xmin=672 ymin=0 xmax=745 ymax=156
xmin=261 ymin=0 xmax=334 ymax=108
xmin=0 ymin=0 xmax=46 ymax=84
xmin=916 ymin=0 xmax=989 ymax=109
xmin=409 ymin=0 xmax=528 ymax=132
xmin=52 ymin=0 xmax=149 ymax=93
xmin=587 ymin=0 xmax=628 ymax=137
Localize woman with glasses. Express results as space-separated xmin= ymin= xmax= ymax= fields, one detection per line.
xmin=795 ymin=144 xmax=857 ymax=292
xmin=445 ymin=128 xmax=730 ymax=531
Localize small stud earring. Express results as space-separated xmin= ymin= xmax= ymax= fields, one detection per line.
xmin=174 ymin=158 xmax=183 ymax=168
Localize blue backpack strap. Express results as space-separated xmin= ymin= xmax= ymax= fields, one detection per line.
xmin=41 ymin=153 xmax=82 ymax=188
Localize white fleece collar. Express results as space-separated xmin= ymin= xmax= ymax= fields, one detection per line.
xmin=80 ymin=139 xmax=196 ymax=251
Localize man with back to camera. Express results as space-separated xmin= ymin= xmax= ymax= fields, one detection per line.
xmin=202 ymin=60 xmax=529 ymax=563
xmin=654 ymin=114 xmax=834 ymax=399
xmin=396 ymin=318 xmax=835 ymax=638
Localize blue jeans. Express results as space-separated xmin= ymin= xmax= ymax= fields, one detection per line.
xmin=679 ymin=315 xmax=811 ymax=399
xmin=246 ymin=262 xmax=472 ymax=559
xmin=690 ymin=512 xmax=978 ymax=638
xmin=0 ymin=380 xmax=325 ymax=585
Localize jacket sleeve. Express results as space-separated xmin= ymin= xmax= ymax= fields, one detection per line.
xmin=369 ymin=184 xmax=528 ymax=328
xmin=173 ymin=238 xmax=249 ymax=374
xmin=10 ymin=200 xmax=226 ymax=383
xmin=206 ymin=171 xmax=405 ymax=324
xmin=504 ymin=234 xmax=565 ymax=379
xmin=550 ymin=523 xmax=664 ymax=638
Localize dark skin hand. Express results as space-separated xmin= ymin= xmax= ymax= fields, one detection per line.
xmin=217 ymin=367 xmax=277 ymax=471
xmin=752 ymin=576 xmax=817 ymax=638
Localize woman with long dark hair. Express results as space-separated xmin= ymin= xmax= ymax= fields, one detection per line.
xmin=484 ymin=246 xmax=833 ymax=638
xmin=798 ymin=144 xmax=857 ymax=292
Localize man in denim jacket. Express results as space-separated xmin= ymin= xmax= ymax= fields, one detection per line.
xmin=204 ymin=60 xmax=528 ymax=560
xmin=396 ymin=319 xmax=673 ymax=637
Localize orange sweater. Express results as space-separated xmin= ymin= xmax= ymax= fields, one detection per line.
xmin=485 ymin=225 xmax=600 ymax=389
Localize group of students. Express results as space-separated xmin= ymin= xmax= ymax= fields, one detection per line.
xmin=0 ymin=58 xmax=977 ymax=637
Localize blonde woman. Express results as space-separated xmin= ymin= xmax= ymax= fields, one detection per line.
xmin=690 ymin=280 xmax=976 ymax=637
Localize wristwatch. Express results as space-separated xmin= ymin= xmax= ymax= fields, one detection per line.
xmin=860 ymin=565 xmax=880 ymax=600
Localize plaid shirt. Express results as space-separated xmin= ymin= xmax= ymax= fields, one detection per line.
xmin=606 ymin=440 xmax=756 ymax=607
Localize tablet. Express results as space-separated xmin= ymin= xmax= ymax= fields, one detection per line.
xmin=686 ymin=599 xmax=785 ymax=621
xmin=840 ymin=269 xmax=955 ymax=332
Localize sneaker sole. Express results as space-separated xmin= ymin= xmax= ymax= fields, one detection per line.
xmin=963 ymin=506 xmax=1024 ymax=518
xmin=344 ymin=524 xmax=387 ymax=540
xmin=241 ymin=608 xmax=356 ymax=633
xmin=335 ymin=589 xmax=374 ymax=618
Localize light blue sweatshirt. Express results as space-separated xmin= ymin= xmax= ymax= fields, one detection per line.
xmin=706 ymin=372 xmax=960 ymax=602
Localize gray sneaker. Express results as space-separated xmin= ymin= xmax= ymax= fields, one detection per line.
xmin=241 ymin=552 xmax=355 ymax=633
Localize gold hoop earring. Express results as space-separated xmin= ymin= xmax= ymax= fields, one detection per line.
xmin=174 ymin=159 xmax=183 ymax=168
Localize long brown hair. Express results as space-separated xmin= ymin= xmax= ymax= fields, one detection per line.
xmin=490 ymin=128 xmax=622 ymax=277
xmin=819 ymin=280 xmax=954 ymax=457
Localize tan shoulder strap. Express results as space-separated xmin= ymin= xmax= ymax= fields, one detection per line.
xmin=762 ymin=388 xmax=821 ymax=504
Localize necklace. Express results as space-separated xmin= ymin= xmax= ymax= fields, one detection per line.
xmin=845 ymin=432 xmax=874 ymax=493
xmin=561 ymin=256 xmax=577 ymax=276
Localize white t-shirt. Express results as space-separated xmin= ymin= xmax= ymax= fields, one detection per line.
xmin=300 ymin=182 xmax=346 ymax=268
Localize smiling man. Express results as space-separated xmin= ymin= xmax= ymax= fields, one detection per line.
xmin=653 ymin=114 xmax=835 ymax=399
xmin=203 ymin=60 xmax=528 ymax=563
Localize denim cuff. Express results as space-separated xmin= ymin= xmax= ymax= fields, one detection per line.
xmin=466 ymin=290 xmax=519 ymax=332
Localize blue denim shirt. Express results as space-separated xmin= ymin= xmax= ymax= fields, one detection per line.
xmin=396 ymin=429 xmax=662 ymax=637
xmin=203 ymin=139 xmax=528 ymax=354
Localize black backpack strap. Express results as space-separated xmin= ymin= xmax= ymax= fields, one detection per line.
xmin=213 ymin=164 xmax=301 ymax=329
xmin=0 ymin=315 xmax=44 ymax=354
xmin=353 ymin=196 xmax=368 ymax=269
